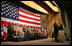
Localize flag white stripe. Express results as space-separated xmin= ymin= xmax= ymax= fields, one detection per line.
xmin=19 ymin=16 xmax=41 ymax=23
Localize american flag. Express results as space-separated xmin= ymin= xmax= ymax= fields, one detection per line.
xmin=1 ymin=1 xmax=41 ymax=28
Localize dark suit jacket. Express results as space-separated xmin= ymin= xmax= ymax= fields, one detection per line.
xmin=54 ymin=22 xmax=59 ymax=36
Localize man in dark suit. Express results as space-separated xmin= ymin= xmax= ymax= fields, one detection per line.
xmin=53 ymin=19 xmax=61 ymax=42
xmin=54 ymin=22 xmax=59 ymax=42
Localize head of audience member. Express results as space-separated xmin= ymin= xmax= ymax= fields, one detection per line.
xmin=33 ymin=27 xmax=35 ymax=30
xmin=22 ymin=25 xmax=24 ymax=28
xmin=25 ymin=25 xmax=27 ymax=28
xmin=44 ymin=25 xmax=47 ymax=29
xmin=38 ymin=27 xmax=40 ymax=30
xmin=24 ymin=25 xmax=26 ymax=28
xmin=34 ymin=27 xmax=37 ymax=31
xmin=12 ymin=23 xmax=14 ymax=25
xmin=2 ymin=24 xmax=4 ymax=27
xmin=19 ymin=24 xmax=21 ymax=27
xmin=8 ymin=23 xmax=10 ymax=25
xmin=26 ymin=25 xmax=28 ymax=28
xmin=31 ymin=26 xmax=33 ymax=29
xmin=36 ymin=27 xmax=39 ymax=30
xmin=15 ymin=23 xmax=18 ymax=26
xmin=29 ymin=26 xmax=32 ymax=31
xmin=27 ymin=25 xmax=29 ymax=28
xmin=11 ymin=23 xmax=13 ymax=25
xmin=9 ymin=22 xmax=11 ymax=25
xmin=29 ymin=26 xmax=31 ymax=28
xmin=22 ymin=24 xmax=24 ymax=27
xmin=41 ymin=26 xmax=44 ymax=31
xmin=21 ymin=24 xmax=23 ymax=26
xmin=11 ymin=22 xmax=13 ymax=25
xmin=20 ymin=24 xmax=23 ymax=28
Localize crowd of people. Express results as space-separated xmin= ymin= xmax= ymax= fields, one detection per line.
xmin=1 ymin=20 xmax=68 ymax=42
xmin=1 ymin=22 xmax=48 ymax=42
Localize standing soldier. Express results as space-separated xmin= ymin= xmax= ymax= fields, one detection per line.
xmin=1 ymin=24 xmax=8 ymax=41
xmin=3 ymin=21 xmax=8 ymax=41
xmin=23 ymin=25 xmax=26 ymax=32
xmin=29 ymin=26 xmax=33 ymax=40
xmin=28 ymin=26 xmax=31 ymax=40
xmin=31 ymin=26 xmax=34 ymax=40
xmin=23 ymin=25 xmax=28 ymax=41
xmin=41 ymin=26 xmax=44 ymax=39
xmin=26 ymin=26 xmax=31 ymax=40
xmin=38 ymin=28 xmax=41 ymax=39
xmin=1 ymin=24 xmax=4 ymax=41
xmin=41 ymin=30 xmax=44 ymax=39
xmin=33 ymin=27 xmax=36 ymax=40
xmin=25 ymin=25 xmax=28 ymax=40
xmin=22 ymin=25 xmax=27 ymax=41
xmin=11 ymin=23 xmax=18 ymax=41
xmin=44 ymin=26 xmax=48 ymax=38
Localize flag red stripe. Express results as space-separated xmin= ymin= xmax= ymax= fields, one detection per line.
xmin=19 ymin=14 xmax=40 ymax=21
xmin=19 ymin=19 xmax=41 ymax=25
xmin=19 ymin=9 xmax=40 ymax=18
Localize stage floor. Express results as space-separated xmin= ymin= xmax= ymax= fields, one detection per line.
xmin=1 ymin=38 xmax=71 ymax=45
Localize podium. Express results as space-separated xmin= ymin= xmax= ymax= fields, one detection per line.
xmin=57 ymin=30 xmax=66 ymax=42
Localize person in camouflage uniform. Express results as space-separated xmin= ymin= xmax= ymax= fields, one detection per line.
xmin=17 ymin=24 xmax=25 ymax=41
xmin=28 ymin=26 xmax=33 ymax=40
xmin=39 ymin=28 xmax=43 ymax=39
xmin=41 ymin=26 xmax=46 ymax=39
xmin=33 ymin=27 xmax=37 ymax=40
xmin=40 ymin=30 xmax=44 ymax=39
xmin=22 ymin=25 xmax=27 ymax=41
xmin=9 ymin=23 xmax=24 ymax=41
xmin=7 ymin=23 xmax=16 ymax=41
xmin=23 ymin=25 xmax=26 ymax=33
xmin=32 ymin=27 xmax=37 ymax=40
xmin=1 ymin=24 xmax=5 ymax=41
xmin=36 ymin=28 xmax=40 ymax=39
xmin=23 ymin=25 xmax=29 ymax=41
xmin=26 ymin=26 xmax=31 ymax=40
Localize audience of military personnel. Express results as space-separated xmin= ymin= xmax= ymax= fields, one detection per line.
xmin=7 ymin=23 xmax=46 ymax=41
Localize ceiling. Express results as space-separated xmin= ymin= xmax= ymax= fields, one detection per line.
xmin=16 ymin=1 xmax=60 ymax=15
